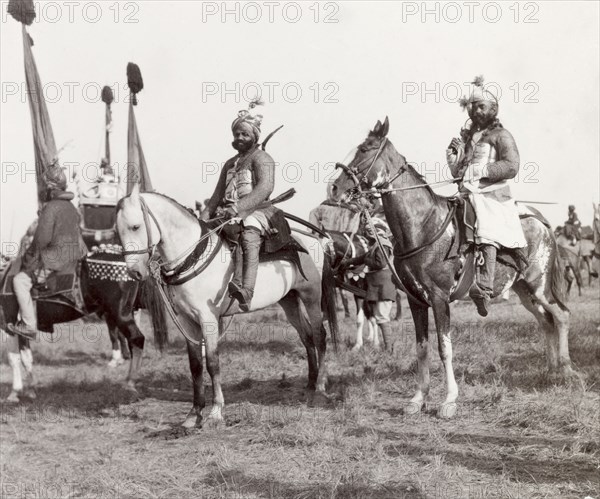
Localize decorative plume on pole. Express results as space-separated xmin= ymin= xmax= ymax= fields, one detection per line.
xmin=9 ymin=0 xmax=58 ymax=206
xmin=126 ymin=63 xmax=153 ymax=194
xmin=127 ymin=62 xmax=144 ymax=106
xmin=8 ymin=0 xmax=35 ymax=25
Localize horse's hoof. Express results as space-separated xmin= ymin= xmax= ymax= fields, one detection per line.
xmin=351 ymin=345 xmax=362 ymax=352
xmin=403 ymin=402 xmax=422 ymax=415
xmin=204 ymin=416 xmax=224 ymax=429
xmin=23 ymin=387 xmax=36 ymax=399
xmin=182 ymin=416 xmax=201 ymax=429
xmin=5 ymin=391 xmax=21 ymax=404
xmin=438 ymin=402 xmax=457 ymax=419
xmin=108 ymin=358 xmax=124 ymax=368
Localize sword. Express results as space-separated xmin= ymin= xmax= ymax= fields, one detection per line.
xmin=516 ymin=200 xmax=558 ymax=205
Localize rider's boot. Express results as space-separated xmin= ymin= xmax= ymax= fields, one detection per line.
xmin=228 ymin=243 xmax=244 ymax=296
xmin=469 ymin=244 xmax=497 ymax=317
xmin=229 ymin=228 xmax=262 ymax=312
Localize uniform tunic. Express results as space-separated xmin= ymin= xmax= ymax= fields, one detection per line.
xmin=205 ymin=146 xmax=275 ymax=233
xmin=448 ymin=126 xmax=526 ymax=249
xmin=21 ymin=190 xmax=86 ymax=277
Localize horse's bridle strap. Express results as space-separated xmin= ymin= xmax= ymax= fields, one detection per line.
xmin=121 ymin=196 xmax=161 ymax=256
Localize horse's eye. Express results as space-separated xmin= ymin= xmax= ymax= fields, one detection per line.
xmin=132 ymin=224 xmax=141 ymax=232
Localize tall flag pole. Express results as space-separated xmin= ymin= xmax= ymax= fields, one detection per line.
xmin=126 ymin=63 xmax=153 ymax=194
xmin=8 ymin=0 xmax=57 ymax=207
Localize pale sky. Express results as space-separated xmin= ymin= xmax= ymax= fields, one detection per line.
xmin=1 ymin=1 xmax=599 ymax=251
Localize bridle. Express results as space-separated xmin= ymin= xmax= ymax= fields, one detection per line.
xmin=335 ymin=136 xmax=394 ymax=198
xmin=121 ymin=196 xmax=161 ymax=258
xmin=120 ymin=194 xmax=227 ymax=279
xmin=117 ymin=193 xmax=227 ymax=347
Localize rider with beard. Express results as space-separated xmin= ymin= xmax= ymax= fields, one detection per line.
xmin=447 ymin=77 xmax=526 ymax=317
xmin=200 ymin=103 xmax=277 ymax=312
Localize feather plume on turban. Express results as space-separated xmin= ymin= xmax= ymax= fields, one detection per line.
xmin=231 ymin=99 xmax=264 ymax=141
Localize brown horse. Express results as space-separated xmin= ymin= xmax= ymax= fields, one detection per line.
xmin=330 ymin=118 xmax=574 ymax=418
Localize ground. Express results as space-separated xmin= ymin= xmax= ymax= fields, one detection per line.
xmin=0 ymin=284 xmax=598 ymax=499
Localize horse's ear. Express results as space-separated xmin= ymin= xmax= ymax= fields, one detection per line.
xmin=373 ymin=120 xmax=382 ymax=135
xmin=381 ymin=116 xmax=389 ymax=137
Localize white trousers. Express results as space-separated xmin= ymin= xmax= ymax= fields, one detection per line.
xmin=12 ymin=272 xmax=37 ymax=329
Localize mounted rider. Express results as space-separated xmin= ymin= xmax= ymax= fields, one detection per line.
xmin=564 ymin=205 xmax=581 ymax=246
xmin=446 ymin=76 xmax=526 ymax=317
xmin=8 ymin=163 xmax=86 ymax=339
xmin=200 ymin=102 xmax=295 ymax=312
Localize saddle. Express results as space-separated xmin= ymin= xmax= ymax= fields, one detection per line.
xmin=220 ymin=210 xmax=310 ymax=282
xmin=449 ymin=197 xmax=531 ymax=301
xmin=163 ymin=212 xmax=310 ymax=287
xmin=0 ymin=258 xmax=85 ymax=332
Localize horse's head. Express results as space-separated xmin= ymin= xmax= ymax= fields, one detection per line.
xmin=116 ymin=184 xmax=160 ymax=281
xmin=330 ymin=117 xmax=392 ymax=204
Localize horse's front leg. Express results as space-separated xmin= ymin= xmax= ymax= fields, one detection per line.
xmin=202 ymin=311 xmax=225 ymax=425
xmin=4 ymin=332 xmax=23 ymax=402
xmin=431 ymin=297 xmax=458 ymax=418
xmin=19 ymin=338 xmax=35 ymax=399
xmin=406 ymin=300 xmax=430 ymax=415
xmin=182 ymin=338 xmax=205 ymax=428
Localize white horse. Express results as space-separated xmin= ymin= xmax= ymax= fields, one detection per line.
xmin=116 ymin=185 xmax=339 ymax=428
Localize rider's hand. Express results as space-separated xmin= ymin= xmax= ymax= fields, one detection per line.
xmin=222 ymin=206 xmax=238 ymax=220
xmin=448 ymin=138 xmax=465 ymax=154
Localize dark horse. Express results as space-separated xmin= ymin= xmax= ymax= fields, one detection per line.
xmin=0 ymin=252 xmax=167 ymax=400
xmin=330 ymin=118 xmax=573 ymax=418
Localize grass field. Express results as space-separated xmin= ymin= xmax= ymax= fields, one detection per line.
xmin=1 ymin=283 xmax=598 ymax=498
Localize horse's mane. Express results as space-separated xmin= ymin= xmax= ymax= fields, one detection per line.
xmin=146 ymin=192 xmax=199 ymax=220
xmin=116 ymin=191 xmax=199 ymax=221
xmin=384 ymin=139 xmax=446 ymax=205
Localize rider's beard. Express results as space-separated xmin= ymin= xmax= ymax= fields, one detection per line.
xmin=232 ymin=138 xmax=254 ymax=153
xmin=471 ymin=109 xmax=497 ymax=130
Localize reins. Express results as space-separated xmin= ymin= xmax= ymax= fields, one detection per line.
xmin=121 ymin=194 xmax=232 ymax=347
xmin=339 ymin=139 xmax=461 ymax=306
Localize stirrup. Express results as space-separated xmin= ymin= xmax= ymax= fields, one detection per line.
xmin=228 ymin=281 xmax=242 ymax=296
xmin=469 ymin=285 xmax=490 ymax=317
xmin=231 ymin=288 xmax=253 ymax=312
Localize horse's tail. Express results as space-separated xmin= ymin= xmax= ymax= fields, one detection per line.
xmin=139 ymin=279 xmax=169 ymax=351
xmin=321 ymin=250 xmax=339 ymax=353
xmin=551 ymin=244 xmax=570 ymax=312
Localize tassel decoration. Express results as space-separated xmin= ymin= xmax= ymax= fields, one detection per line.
xmin=7 ymin=0 xmax=36 ymax=25
xmin=126 ymin=62 xmax=144 ymax=106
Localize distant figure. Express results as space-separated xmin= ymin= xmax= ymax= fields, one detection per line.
xmin=564 ymin=205 xmax=581 ymax=246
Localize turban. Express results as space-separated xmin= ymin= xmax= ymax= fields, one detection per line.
xmin=44 ymin=163 xmax=67 ymax=191
xmin=460 ymin=75 xmax=498 ymax=109
xmin=231 ymin=100 xmax=263 ymax=142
